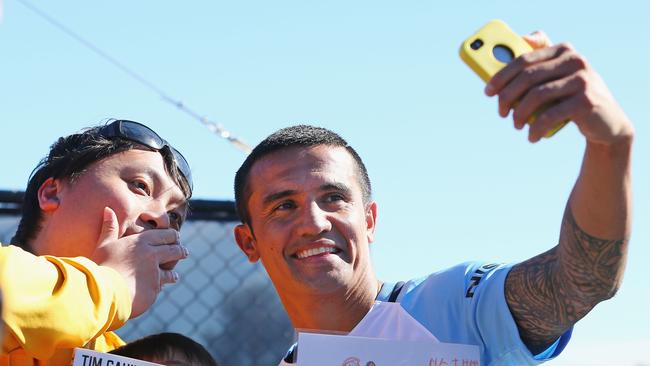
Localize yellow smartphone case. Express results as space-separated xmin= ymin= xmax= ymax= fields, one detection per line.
xmin=459 ymin=20 xmax=567 ymax=137
xmin=459 ymin=20 xmax=532 ymax=82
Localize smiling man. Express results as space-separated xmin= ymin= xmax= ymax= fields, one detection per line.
xmin=233 ymin=33 xmax=633 ymax=366
xmin=0 ymin=120 xmax=192 ymax=365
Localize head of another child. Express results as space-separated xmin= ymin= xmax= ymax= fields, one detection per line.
xmin=109 ymin=332 xmax=217 ymax=366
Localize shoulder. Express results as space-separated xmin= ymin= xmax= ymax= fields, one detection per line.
xmin=0 ymin=243 xmax=23 ymax=256
xmin=401 ymin=262 xmax=512 ymax=300
xmin=0 ymin=244 xmax=43 ymax=280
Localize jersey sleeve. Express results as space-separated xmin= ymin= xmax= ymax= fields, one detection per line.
xmin=467 ymin=262 xmax=572 ymax=364
xmin=0 ymin=245 xmax=132 ymax=360
xmin=399 ymin=262 xmax=572 ymax=365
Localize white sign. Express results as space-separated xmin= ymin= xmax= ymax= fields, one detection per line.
xmin=297 ymin=333 xmax=480 ymax=366
xmin=72 ymin=348 xmax=163 ymax=366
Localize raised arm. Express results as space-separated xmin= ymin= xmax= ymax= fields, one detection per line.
xmin=0 ymin=245 xmax=132 ymax=359
xmin=1 ymin=208 xmax=188 ymax=359
xmin=485 ymin=32 xmax=634 ymax=353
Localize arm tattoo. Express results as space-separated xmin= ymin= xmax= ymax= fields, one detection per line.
xmin=505 ymin=207 xmax=627 ymax=354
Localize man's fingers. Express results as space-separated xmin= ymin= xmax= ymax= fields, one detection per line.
xmin=498 ymin=52 xmax=583 ymax=118
xmin=522 ymin=31 xmax=552 ymax=50
xmin=512 ymin=72 xmax=584 ymax=127
xmin=487 ymin=43 xmax=571 ymax=97
xmin=141 ymin=228 xmax=180 ymax=246
xmin=160 ymin=270 xmax=180 ymax=286
xmin=527 ymin=96 xmax=577 ymax=142
xmin=97 ymin=207 xmax=119 ymax=245
xmin=155 ymin=243 xmax=189 ymax=265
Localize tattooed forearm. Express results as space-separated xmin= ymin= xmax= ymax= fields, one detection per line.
xmin=557 ymin=208 xmax=628 ymax=300
xmin=505 ymin=207 xmax=628 ymax=354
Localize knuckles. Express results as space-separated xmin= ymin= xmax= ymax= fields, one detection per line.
xmin=521 ymin=66 xmax=538 ymax=81
xmin=566 ymin=52 xmax=588 ymax=71
xmin=557 ymin=42 xmax=574 ymax=53
xmin=528 ymin=83 xmax=549 ymax=101
xmin=518 ymin=51 xmax=538 ymax=66
xmin=572 ymin=70 xmax=590 ymax=93
xmin=576 ymin=91 xmax=596 ymax=112
xmin=558 ymin=45 xmax=589 ymax=74
xmin=137 ymin=228 xmax=179 ymax=244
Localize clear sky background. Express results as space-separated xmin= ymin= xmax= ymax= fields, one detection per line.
xmin=1 ymin=1 xmax=648 ymax=365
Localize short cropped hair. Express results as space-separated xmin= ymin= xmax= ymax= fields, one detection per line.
xmin=109 ymin=332 xmax=217 ymax=366
xmin=11 ymin=122 xmax=192 ymax=252
xmin=234 ymin=125 xmax=371 ymax=225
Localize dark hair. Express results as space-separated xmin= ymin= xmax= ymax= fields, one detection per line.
xmin=109 ymin=332 xmax=217 ymax=366
xmin=11 ymin=122 xmax=192 ymax=252
xmin=234 ymin=124 xmax=371 ymax=224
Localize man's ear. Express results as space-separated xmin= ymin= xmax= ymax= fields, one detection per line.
xmin=234 ymin=223 xmax=260 ymax=262
xmin=366 ymin=201 xmax=378 ymax=243
xmin=37 ymin=177 xmax=62 ymax=212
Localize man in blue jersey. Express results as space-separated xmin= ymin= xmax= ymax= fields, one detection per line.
xmin=233 ymin=32 xmax=633 ymax=365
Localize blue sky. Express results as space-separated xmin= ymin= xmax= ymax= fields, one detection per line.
xmin=1 ymin=1 xmax=648 ymax=364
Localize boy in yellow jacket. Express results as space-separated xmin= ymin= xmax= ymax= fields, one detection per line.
xmin=0 ymin=120 xmax=193 ymax=365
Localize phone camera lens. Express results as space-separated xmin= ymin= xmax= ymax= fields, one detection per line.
xmin=470 ymin=39 xmax=484 ymax=50
xmin=493 ymin=45 xmax=515 ymax=63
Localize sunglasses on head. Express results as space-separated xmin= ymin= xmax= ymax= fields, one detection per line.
xmin=99 ymin=120 xmax=193 ymax=189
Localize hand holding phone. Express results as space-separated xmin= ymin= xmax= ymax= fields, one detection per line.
xmin=460 ymin=20 xmax=568 ymax=138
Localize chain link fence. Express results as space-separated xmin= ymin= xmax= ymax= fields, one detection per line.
xmin=0 ymin=191 xmax=294 ymax=366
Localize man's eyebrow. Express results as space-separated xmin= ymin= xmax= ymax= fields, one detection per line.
xmin=320 ymin=183 xmax=351 ymax=194
xmin=261 ymin=183 xmax=351 ymax=206
xmin=141 ymin=167 xmax=189 ymax=209
xmin=138 ymin=166 xmax=163 ymax=184
xmin=262 ymin=190 xmax=297 ymax=206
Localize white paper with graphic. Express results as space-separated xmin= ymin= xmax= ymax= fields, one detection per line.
xmin=297 ymin=333 xmax=479 ymax=366
xmin=72 ymin=348 xmax=163 ymax=366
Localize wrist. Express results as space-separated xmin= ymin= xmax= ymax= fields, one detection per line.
xmin=584 ymin=108 xmax=635 ymax=149
xmin=586 ymin=133 xmax=633 ymax=157
xmin=99 ymin=265 xmax=134 ymax=328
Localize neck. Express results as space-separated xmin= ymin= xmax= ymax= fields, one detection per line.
xmin=29 ymin=215 xmax=71 ymax=257
xmin=279 ymin=275 xmax=382 ymax=333
xmin=29 ymin=221 xmax=53 ymax=256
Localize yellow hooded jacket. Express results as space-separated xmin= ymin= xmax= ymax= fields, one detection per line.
xmin=0 ymin=245 xmax=130 ymax=365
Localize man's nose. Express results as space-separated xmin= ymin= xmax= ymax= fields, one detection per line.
xmin=139 ymin=202 xmax=171 ymax=229
xmin=295 ymin=201 xmax=332 ymax=237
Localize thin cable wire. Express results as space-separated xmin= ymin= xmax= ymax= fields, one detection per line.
xmin=15 ymin=0 xmax=252 ymax=154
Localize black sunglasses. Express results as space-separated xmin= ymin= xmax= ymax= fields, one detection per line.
xmin=99 ymin=120 xmax=192 ymax=189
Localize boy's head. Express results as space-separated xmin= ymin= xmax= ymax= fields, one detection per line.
xmin=12 ymin=120 xmax=192 ymax=257
xmin=109 ymin=332 xmax=217 ymax=366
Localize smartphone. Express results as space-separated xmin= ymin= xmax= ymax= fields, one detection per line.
xmin=459 ymin=20 xmax=567 ymax=137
